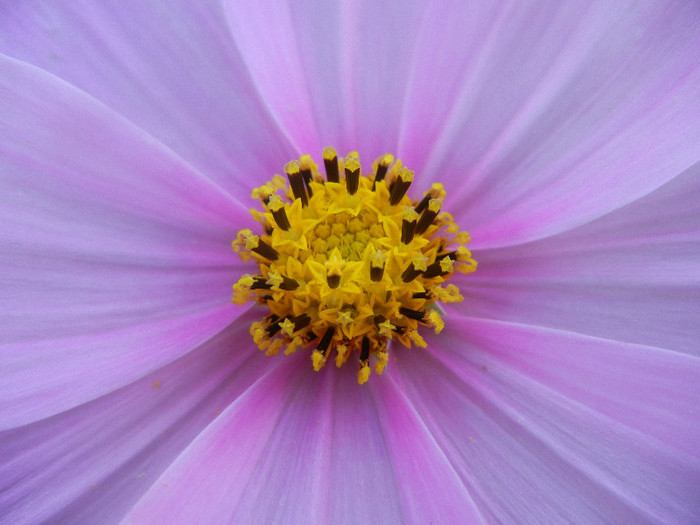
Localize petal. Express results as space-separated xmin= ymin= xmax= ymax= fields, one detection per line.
xmin=394 ymin=318 xmax=700 ymax=523
xmin=0 ymin=54 xmax=244 ymax=425
xmin=223 ymin=0 xmax=427 ymax=159
xmin=124 ymin=353 xmax=484 ymax=524
xmin=461 ymin=161 xmax=700 ymax=355
xmin=420 ymin=1 xmax=700 ymax=245
xmin=0 ymin=1 xmax=295 ymax=190
xmin=0 ymin=313 xmax=274 ymax=525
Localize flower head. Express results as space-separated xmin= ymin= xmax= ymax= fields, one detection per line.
xmin=233 ymin=149 xmax=476 ymax=383
xmin=1 ymin=2 xmax=699 ymax=524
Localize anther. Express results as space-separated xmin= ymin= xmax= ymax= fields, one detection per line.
xmin=317 ymin=326 xmax=335 ymax=356
xmin=323 ymin=146 xmax=339 ymax=183
xmin=415 ymin=198 xmax=441 ymax=234
xmin=344 ymin=156 xmax=360 ymax=195
xmin=250 ymin=276 xmax=273 ymax=290
xmin=266 ymin=195 xmax=290 ymax=231
xmin=401 ymin=207 xmax=419 ymax=244
xmin=401 ymin=255 xmax=429 ymax=283
xmin=285 ymin=160 xmax=309 ymax=207
xmin=389 ymin=167 xmax=414 ymax=205
xmin=360 ymin=336 xmax=370 ymax=361
xmin=245 ymin=233 xmax=279 ymax=261
xmin=291 ymin=313 xmax=311 ymax=332
xmin=265 ymin=317 xmax=286 ymax=337
xmin=299 ymin=155 xmax=315 ymax=197
xmin=372 ymin=153 xmax=394 ymax=189
xmin=370 ymin=250 xmax=388 ymax=282
xmin=399 ymin=307 xmax=426 ymax=322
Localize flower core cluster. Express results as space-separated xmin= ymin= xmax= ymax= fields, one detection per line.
xmin=233 ymin=148 xmax=476 ymax=383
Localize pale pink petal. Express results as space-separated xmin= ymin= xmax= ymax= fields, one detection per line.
xmin=0 ymin=55 xmax=244 ymax=425
xmin=223 ymin=0 xmax=428 ymax=159
xmin=124 ymin=354 xmax=485 ymax=524
xmin=421 ymin=1 xmax=700 ymax=245
xmin=0 ymin=314 xmax=274 ymax=524
xmin=461 ymin=162 xmax=700 ymax=355
xmin=392 ymin=319 xmax=700 ymax=523
xmin=0 ymin=1 xmax=295 ymax=192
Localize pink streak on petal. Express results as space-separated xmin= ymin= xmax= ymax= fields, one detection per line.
xmin=0 ymin=1 xmax=296 ymax=193
xmin=0 ymin=314 xmax=274 ymax=524
xmin=462 ymin=162 xmax=700 ymax=355
xmin=393 ymin=321 xmax=700 ymax=523
xmin=222 ymin=0 xmax=322 ymax=154
xmin=419 ymin=1 xmax=700 ymax=246
xmin=0 ymin=55 xmax=247 ymax=424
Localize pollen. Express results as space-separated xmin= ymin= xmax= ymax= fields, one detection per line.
xmin=232 ymin=148 xmax=476 ymax=384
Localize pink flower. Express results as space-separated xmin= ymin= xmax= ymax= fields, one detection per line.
xmin=1 ymin=2 xmax=699 ymax=523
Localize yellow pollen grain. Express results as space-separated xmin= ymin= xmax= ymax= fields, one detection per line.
xmin=232 ymin=148 xmax=475 ymax=383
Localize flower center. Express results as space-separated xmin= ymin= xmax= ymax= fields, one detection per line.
xmin=232 ymin=147 xmax=476 ymax=384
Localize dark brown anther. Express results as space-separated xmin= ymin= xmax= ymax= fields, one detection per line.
xmin=317 ymin=327 xmax=335 ymax=356
xmin=360 ymin=336 xmax=370 ymax=361
xmin=291 ymin=313 xmax=311 ymax=332
xmin=399 ymin=307 xmax=426 ymax=323
xmin=251 ymin=238 xmax=279 ymax=261
xmin=285 ymin=161 xmax=308 ymax=207
xmin=267 ymin=195 xmax=290 ymax=231
xmin=279 ymin=275 xmax=300 ymax=290
xmin=265 ymin=316 xmax=286 ymax=337
xmin=414 ymin=194 xmax=432 ymax=214
xmin=412 ymin=291 xmax=431 ymax=299
xmin=372 ymin=154 xmax=393 ymax=189
xmin=251 ymin=277 xmax=272 ymax=290
xmin=422 ymin=262 xmax=443 ymax=279
xmin=327 ymin=274 xmax=341 ymax=289
xmin=415 ymin=199 xmax=441 ymax=234
xmin=401 ymin=207 xmax=419 ymax=244
xmin=300 ymin=167 xmax=314 ymax=197
xmin=323 ymin=147 xmax=339 ymax=183
xmin=389 ymin=167 xmax=414 ymax=205
xmin=401 ymin=262 xmax=423 ymax=283
xmin=370 ymin=264 xmax=384 ymax=282
xmin=345 ymin=157 xmax=360 ymax=195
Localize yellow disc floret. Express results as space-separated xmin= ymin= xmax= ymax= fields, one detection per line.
xmin=232 ymin=148 xmax=476 ymax=384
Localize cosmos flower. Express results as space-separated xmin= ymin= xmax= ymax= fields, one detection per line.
xmin=1 ymin=1 xmax=699 ymax=524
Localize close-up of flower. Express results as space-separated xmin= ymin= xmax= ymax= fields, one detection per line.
xmin=1 ymin=1 xmax=699 ymax=524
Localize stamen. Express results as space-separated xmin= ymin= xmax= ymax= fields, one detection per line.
xmin=244 ymin=232 xmax=279 ymax=261
xmin=323 ymin=146 xmax=339 ymax=183
xmin=372 ymin=153 xmax=394 ymax=189
xmin=267 ymin=195 xmax=290 ymax=231
xmin=299 ymin=155 xmax=316 ymax=197
xmin=344 ymin=156 xmax=360 ymax=195
xmin=389 ymin=167 xmax=414 ymax=205
xmin=285 ymin=160 xmax=308 ymax=207
xmin=401 ymin=207 xmax=419 ymax=244
xmin=370 ymin=250 xmax=388 ymax=282
xmin=416 ymin=198 xmax=441 ymax=234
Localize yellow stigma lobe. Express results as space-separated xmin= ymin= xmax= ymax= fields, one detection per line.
xmin=232 ymin=149 xmax=476 ymax=384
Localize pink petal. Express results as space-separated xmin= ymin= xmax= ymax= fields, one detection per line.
xmin=393 ymin=318 xmax=700 ymax=523
xmin=223 ymin=1 xmax=430 ymax=160
xmin=0 ymin=313 xmax=274 ymax=524
xmin=462 ymin=162 xmax=700 ymax=355
xmin=124 ymin=353 xmax=485 ymax=524
xmin=422 ymin=1 xmax=700 ymax=245
xmin=0 ymin=54 xmax=244 ymax=425
xmin=0 ymin=1 xmax=295 ymax=191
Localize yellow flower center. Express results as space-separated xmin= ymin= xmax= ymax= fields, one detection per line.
xmin=232 ymin=147 xmax=476 ymax=384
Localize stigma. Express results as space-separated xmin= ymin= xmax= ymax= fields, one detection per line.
xmin=232 ymin=148 xmax=476 ymax=384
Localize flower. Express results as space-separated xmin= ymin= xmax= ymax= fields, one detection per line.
xmin=1 ymin=2 xmax=699 ymax=524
